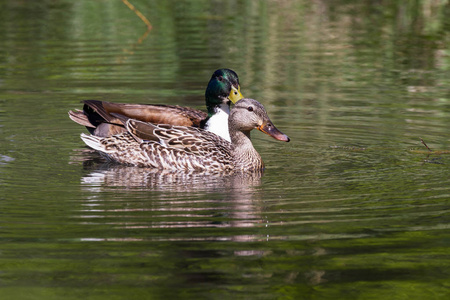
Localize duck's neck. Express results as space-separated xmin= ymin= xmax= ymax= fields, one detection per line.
xmin=204 ymin=103 xmax=231 ymax=142
xmin=230 ymin=129 xmax=264 ymax=170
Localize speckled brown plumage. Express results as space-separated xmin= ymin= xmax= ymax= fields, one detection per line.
xmin=80 ymin=98 xmax=290 ymax=171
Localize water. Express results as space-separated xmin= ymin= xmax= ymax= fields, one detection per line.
xmin=1 ymin=0 xmax=449 ymax=299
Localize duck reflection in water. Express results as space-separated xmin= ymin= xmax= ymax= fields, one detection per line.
xmin=74 ymin=158 xmax=268 ymax=242
xmin=77 ymin=158 xmax=264 ymax=191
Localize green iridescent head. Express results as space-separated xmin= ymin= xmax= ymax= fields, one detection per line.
xmin=205 ymin=69 xmax=244 ymax=115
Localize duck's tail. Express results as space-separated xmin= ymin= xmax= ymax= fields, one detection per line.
xmin=80 ymin=133 xmax=111 ymax=153
xmin=69 ymin=110 xmax=94 ymax=128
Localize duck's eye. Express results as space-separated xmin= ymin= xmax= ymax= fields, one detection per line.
xmin=218 ymin=76 xmax=223 ymax=81
xmin=247 ymin=106 xmax=254 ymax=112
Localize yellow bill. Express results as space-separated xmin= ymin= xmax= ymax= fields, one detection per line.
xmin=228 ymin=85 xmax=244 ymax=103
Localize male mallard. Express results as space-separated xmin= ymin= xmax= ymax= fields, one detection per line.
xmin=80 ymin=98 xmax=290 ymax=171
xmin=68 ymin=69 xmax=243 ymax=142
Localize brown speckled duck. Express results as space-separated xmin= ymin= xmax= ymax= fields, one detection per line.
xmin=79 ymin=98 xmax=290 ymax=171
xmin=69 ymin=69 xmax=243 ymax=142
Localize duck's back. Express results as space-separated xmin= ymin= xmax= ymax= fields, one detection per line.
xmin=81 ymin=121 xmax=235 ymax=171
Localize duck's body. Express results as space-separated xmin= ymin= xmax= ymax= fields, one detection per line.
xmin=69 ymin=69 xmax=243 ymax=142
xmin=80 ymin=98 xmax=290 ymax=171
xmin=81 ymin=123 xmax=234 ymax=171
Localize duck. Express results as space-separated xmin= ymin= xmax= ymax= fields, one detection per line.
xmin=68 ymin=69 xmax=244 ymax=142
xmin=80 ymin=98 xmax=290 ymax=171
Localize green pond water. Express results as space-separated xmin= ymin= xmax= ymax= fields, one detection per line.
xmin=0 ymin=0 xmax=449 ymax=299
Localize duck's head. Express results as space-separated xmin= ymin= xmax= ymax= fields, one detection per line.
xmin=230 ymin=98 xmax=290 ymax=142
xmin=205 ymin=69 xmax=244 ymax=115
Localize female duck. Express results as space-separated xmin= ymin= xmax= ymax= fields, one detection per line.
xmin=69 ymin=69 xmax=243 ymax=142
xmin=80 ymin=98 xmax=290 ymax=171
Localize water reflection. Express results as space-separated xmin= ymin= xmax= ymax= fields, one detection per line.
xmin=0 ymin=154 xmax=15 ymax=165
xmin=74 ymin=149 xmax=263 ymax=191
xmin=1 ymin=1 xmax=449 ymax=297
xmin=75 ymin=152 xmax=330 ymax=284
xmin=72 ymin=149 xmax=268 ymax=243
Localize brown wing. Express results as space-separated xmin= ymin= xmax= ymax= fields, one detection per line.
xmin=96 ymin=101 xmax=207 ymax=127
xmin=123 ymin=120 xmax=234 ymax=170
xmin=69 ymin=100 xmax=208 ymax=137
xmin=126 ymin=119 xmax=232 ymax=156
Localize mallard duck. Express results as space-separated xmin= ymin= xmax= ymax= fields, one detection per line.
xmin=68 ymin=69 xmax=244 ymax=142
xmin=80 ymin=98 xmax=290 ymax=171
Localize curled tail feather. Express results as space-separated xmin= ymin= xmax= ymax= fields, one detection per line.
xmin=68 ymin=110 xmax=94 ymax=128
xmin=80 ymin=133 xmax=111 ymax=153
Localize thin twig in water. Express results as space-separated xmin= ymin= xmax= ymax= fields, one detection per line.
xmin=420 ymin=138 xmax=432 ymax=152
xmin=119 ymin=0 xmax=153 ymax=63
xmin=122 ymin=0 xmax=152 ymax=32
